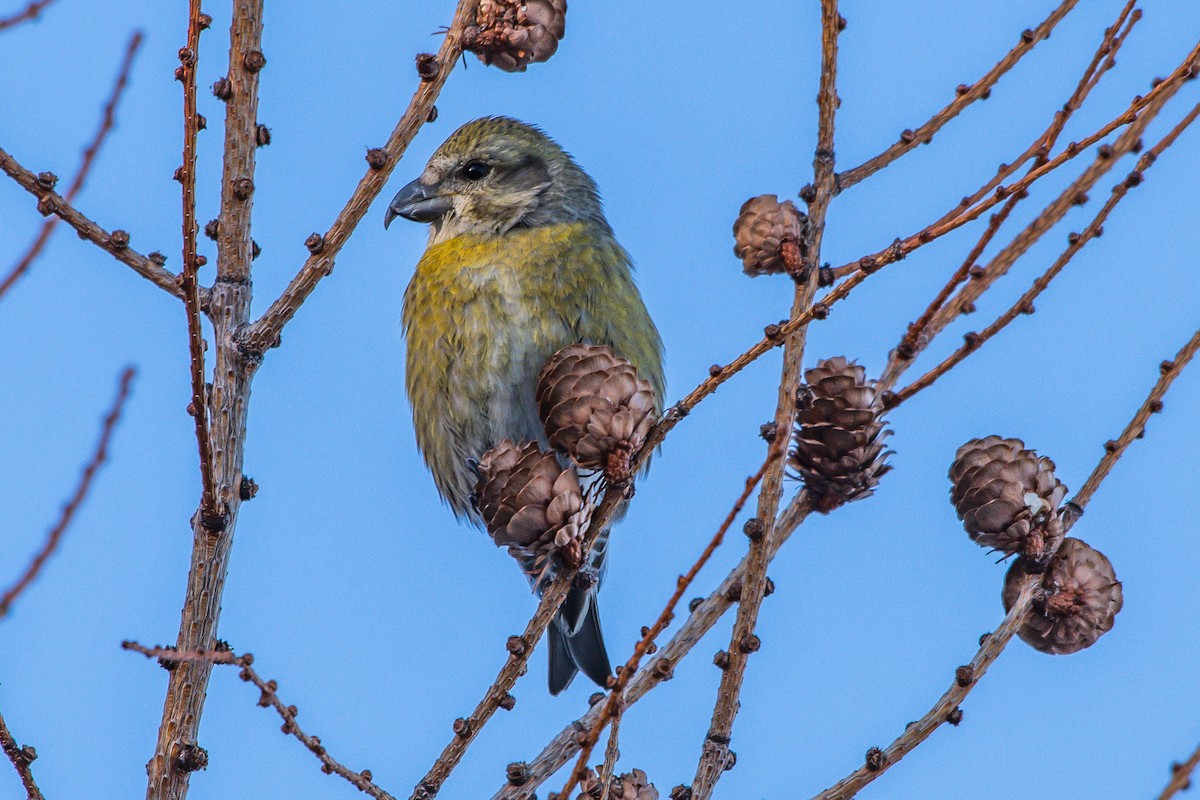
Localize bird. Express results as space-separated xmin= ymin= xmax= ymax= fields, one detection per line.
xmin=384 ymin=116 xmax=665 ymax=694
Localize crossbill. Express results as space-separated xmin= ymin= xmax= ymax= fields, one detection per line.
xmin=385 ymin=117 xmax=665 ymax=694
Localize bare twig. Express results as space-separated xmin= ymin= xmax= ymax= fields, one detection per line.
xmin=495 ymin=25 xmax=1162 ymax=794
xmin=890 ymin=2 xmax=1139 ymax=368
xmin=123 ymin=641 xmax=240 ymax=665
xmin=691 ymin=7 xmax=840 ymax=798
xmin=0 ymin=0 xmax=54 ymax=31
xmin=0 ymin=367 xmax=135 ymax=619
xmin=212 ymin=1 xmax=264 ymax=289
xmin=413 ymin=472 xmax=640 ymax=799
xmin=1158 ymin=742 xmax=1200 ymax=800
xmin=178 ymin=0 xmax=219 ymax=528
xmin=561 ymin=443 xmax=781 ymax=798
xmin=0 ymin=710 xmax=45 ymax=800
xmin=142 ymin=5 xmax=485 ymax=799
xmin=808 ymin=578 xmax=1038 ymax=800
xmin=124 ymin=642 xmax=399 ymax=800
xmin=880 ymin=81 xmax=1177 ymax=389
xmin=914 ymin=85 xmax=1178 ymax=374
xmin=0 ymin=145 xmax=183 ymax=298
xmin=238 ymin=0 xmax=482 ymax=358
xmin=145 ymin=3 xmax=262 ymax=797
xmin=596 ymin=714 xmax=620 ymax=800
xmin=810 ymin=322 xmax=1200 ymax=800
xmin=0 ymin=31 xmax=143 ymax=301
xmin=413 ymin=569 xmax=574 ymax=799
xmin=829 ymin=41 xmax=1200 ymax=282
xmin=925 ymin=4 xmax=1140 ymax=237
xmin=834 ymin=0 xmax=1081 ymax=193
xmin=895 ymin=102 xmax=1200 ymax=404
xmin=1042 ymin=3 xmax=1140 ymax=152
xmin=491 ymin=492 xmax=815 ymax=800
xmin=501 ymin=225 xmax=1199 ymax=797
xmin=1071 ymin=326 xmax=1200 ymax=512
xmin=636 ymin=47 xmax=1197 ymax=472
xmin=492 ymin=62 xmax=1198 ymax=799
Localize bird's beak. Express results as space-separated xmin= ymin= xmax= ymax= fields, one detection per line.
xmin=384 ymin=178 xmax=453 ymax=228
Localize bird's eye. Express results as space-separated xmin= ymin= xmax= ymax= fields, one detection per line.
xmin=461 ymin=161 xmax=491 ymax=181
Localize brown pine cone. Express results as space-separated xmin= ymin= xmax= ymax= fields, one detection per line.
xmin=949 ymin=436 xmax=1066 ymax=562
xmin=613 ymin=769 xmax=659 ymax=800
xmin=537 ymin=344 xmax=657 ymax=483
xmin=475 ymin=440 xmax=591 ymax=575
xmin=732 ymin=194 xmax=808 ymax=277
xmin=1003 ymin=537 xmax=1123 ymax=654
xmin=576 ymin=769 xmax=605 ymax=800
xmin=463 ymin=0 xmax=567 ymax=73
xmin=790 ymin=357 xmax=892 ymax=512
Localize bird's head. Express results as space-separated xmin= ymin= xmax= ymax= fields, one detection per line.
xmin=384 ymin=117 xmax=606 ymax=243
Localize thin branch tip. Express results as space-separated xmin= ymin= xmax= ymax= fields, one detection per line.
xmin=0 ymin=367 xmax=135 ymax=619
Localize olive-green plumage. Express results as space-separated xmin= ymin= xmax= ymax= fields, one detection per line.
xmin=404 ymin=221 xmax=663 ymax=516
xmin=388 ymin=117 xmax=664 ymax=693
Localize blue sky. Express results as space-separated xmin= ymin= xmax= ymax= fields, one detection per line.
xmin=2 ymin=2 xmax=1199 ymax=799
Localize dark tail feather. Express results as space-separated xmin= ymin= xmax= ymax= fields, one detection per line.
xmin=548 ymin=585 xmax=612 ymax=695
xmin=548 ymin=624 xmax=578 ymax=695
xmin=566 ymin=592 xmax=612 ymax=688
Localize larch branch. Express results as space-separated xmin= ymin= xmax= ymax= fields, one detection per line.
xmin=0 ymin=0 xmax=54 ymax=31
xmin=895 ymin=102 xmax=1200 ymax=404
xmin=559 ymin=442 xmax=781 ymax=799
xmin=0 ymin=367 xmax=135 ymax=619
xmin=211 ymin=0 xmax=263 ymax=287
xmin=239 ymin=0 xmax=482 ymax=357
xmin=810 ymin=318 xmax=1200 ymax=799
xmin=178 ymin=0 xmax=220 ymax=528
xmin=834 ymin=0 xmax=1081 ymax=193
xmin=692 ymin=8 xmax=841 ymax=796
xmin=636 ymin=45 xmax=1196 ymax=469
xmin=491 ymin=492 xmax=815 ymax=800
xmin=912 ymin=86 xmax=1176 ymax=376
xmin=829 ymin=39 xmax=1200 ymax=282
xmin=0 ymin=145 xmax=183 ymax=299
xmin=596 ymin=713 xmax=621 ymax=800
xmin=888 ymin=1 xmax=1139 ymax=374
xmin=125 ymin=642 xmax=399 ymax=800
xmin=144 ymin=3 xmax=263 ymax=798
xmin=807 ymin=579 xmax=1038 ymax=800
xmin=413 ymin=466 xmax=640 ymax=800
xmin=1071 ymin=325 xmax=1200 ymax=513
xmin=0 ymin=30 xmax=143 ymax=301
xmin=0 ymin=710 xmax=45 ymax=800
xmin=1158 ymin=741 xmax=1200 ymax=800
xmin=412 ymin=573 xmax=573 ymax=799
xmin=884 ymin=80 xmax=1182 ymax=389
